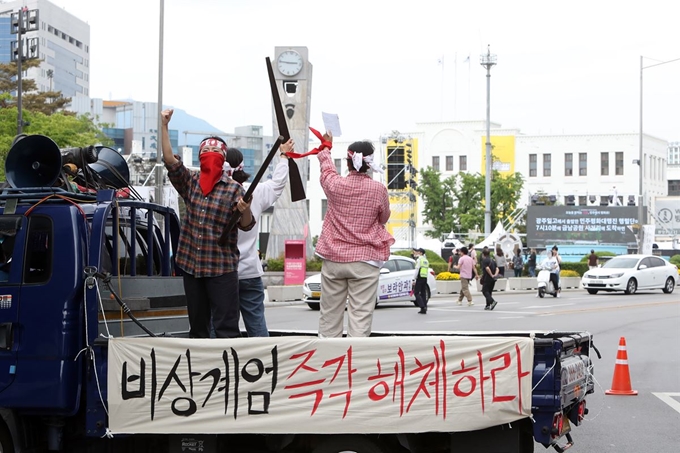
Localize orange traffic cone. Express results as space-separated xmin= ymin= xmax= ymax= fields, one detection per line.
xmin=605 ymin=337 xmax=638 ymax=396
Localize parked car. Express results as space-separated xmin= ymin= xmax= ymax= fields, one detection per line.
xmin=581 ymin=254 xmax=678 ymax=295
xmin=302 ymin=255 xmax=438 ymax=310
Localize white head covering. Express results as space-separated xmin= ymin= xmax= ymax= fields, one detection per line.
xmin=223 ymin=161 xmax=244 ymax=176
xmin=348 ymin=151 xmax=383 ymax=173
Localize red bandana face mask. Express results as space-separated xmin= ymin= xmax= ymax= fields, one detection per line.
xmin=199 ymin=152 xmax=225 ymax=196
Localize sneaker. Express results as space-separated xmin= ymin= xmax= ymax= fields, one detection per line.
xmin=468 ymin=301 xmax=474 ymax=306
xmin=489 ymin=300 xmax=498 ymax=311
xmin=535 ymin=293 xmax=539 ymax=298
xmin=418 ymin=309 xmax=426 ymax=314
xmin=457 ymin=301 xmax=463 ymax=306
xmin=484 ymin=306 xmax=490 ymax=310
xmin=557 ymin=293 xmax=561 ymax=298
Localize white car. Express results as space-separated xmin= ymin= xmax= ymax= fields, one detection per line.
xmin=302 ymin=255 xmax=438 ymax=310
xmin=581 ymin=254 xmax=678 ymax=295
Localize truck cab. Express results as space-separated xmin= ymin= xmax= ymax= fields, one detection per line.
xmin=0 ymin=186 xmax=181 ymax=451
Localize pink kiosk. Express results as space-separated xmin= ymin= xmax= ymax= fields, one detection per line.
xmin=283 ymin=240 xmax=306 ymax=285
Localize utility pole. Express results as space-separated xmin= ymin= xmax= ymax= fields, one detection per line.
xmin=479 ymin=45 xmax=497 ymax=237
xmin=155 ymin=0 xmax=165 ymax=207
xmin=10 ymin=7 xmax=39 ymax=135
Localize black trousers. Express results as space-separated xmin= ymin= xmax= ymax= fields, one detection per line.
xmin=549 ymin=273 xmax=560 ymax=292
xmin=481 ymin=277 xmax=496 ymax=306
xmin=183 ymin=271 xmax=241 ymax=338
xmin=415 ymin=277 xmax=428 ymax=310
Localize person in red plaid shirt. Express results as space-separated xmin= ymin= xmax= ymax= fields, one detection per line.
xmin=161 ymin=109 xmax=255 ymax=339
xmin=315 ymin=132 xmax=395 ymax=337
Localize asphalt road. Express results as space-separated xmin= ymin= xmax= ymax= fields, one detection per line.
xmin=261 ymin=285 xmax=680 ymax=453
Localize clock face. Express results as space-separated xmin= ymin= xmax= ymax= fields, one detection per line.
xmin=277 ymin=50 xmax=303 ymax=77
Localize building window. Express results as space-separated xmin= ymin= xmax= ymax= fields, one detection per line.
xmin=529 ymin=154 xmax=537 ymax=177
xmin=578 ymin=195 xmax=587 ymax=206
xmin=446 ymin=156 xmax=454 ymax=172
xmin=432 ymin=156 xmax=440 ymax=172
xmin=565 ymin=153 xmax=573 ymax=176
xmin=334 ymin=158 xmax=342 ymax=175
xmin=543 ymin=154 xmax=551 ymax=177
xmin=669 ymin=180 xmax=680 ymax=196
xmin=579 ymin=153 xmax=587 ymax=176
xmin=615 ymin=152 xmax=623 ymax=175
xmin=459 ymin=155 xmax=467 ymax=172
xmin=601 ymin=152 xmax=609 ymax=176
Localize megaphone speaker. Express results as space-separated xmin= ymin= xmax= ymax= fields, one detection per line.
xmin=89 ymin=146 xmax=130 ymax=189
xmin=5 ymin=135 xmax=62 ymax=188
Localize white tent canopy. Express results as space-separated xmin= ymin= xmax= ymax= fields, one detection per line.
xmin=474 ymin=222 xmax=507 ymax=249
xmin=474 ymin=223 xmax=523 ymax=257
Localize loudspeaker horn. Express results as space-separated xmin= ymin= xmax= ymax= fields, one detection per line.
xmin=4 ymin=134 xmax=62 ymax=188
xmin=89 ymin=146 xmax=130 ymax=189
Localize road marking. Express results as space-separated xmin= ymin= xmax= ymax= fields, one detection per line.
xmin=653 ymin=393 xmax=680 ymax=414
xmin=540 ymin=299 xmax=679 ymax=315
xmin=524 ymin=304 xmax=575 ymax=309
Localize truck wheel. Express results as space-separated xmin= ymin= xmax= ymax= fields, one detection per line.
xmin=311 ymin=435 xmax=386 ymax=453
xmin=662 ymin=277 xmax=675 ymax=294
xmin=307 ymin=302 xmax=320 ymax=311
xmin=624 ymin=278 xmax=637 ymax=295
xmin=538 ymin=288 xmax=545 ymax=298
xmin=0 ymin=420 xmax=15 ymax=453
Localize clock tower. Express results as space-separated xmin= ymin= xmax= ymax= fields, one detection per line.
xmin=266 ymin=46 xmax=314 ymax=262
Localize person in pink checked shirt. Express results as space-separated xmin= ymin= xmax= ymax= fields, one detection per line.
xmin=314 ymin=132 xmax=395 ymax=338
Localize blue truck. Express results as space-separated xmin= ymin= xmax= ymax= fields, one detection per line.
xmin=0 ymin=135 xmax=599 ymax=453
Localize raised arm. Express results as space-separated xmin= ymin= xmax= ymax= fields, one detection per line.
xmin=161 ymin=109 xmax=178 ymax=166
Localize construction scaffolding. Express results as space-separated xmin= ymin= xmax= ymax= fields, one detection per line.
xmin=385 ymin=137 xmax=418 ymax=248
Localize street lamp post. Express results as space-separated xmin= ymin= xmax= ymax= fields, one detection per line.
xmin=480 ymin=45 xmax=497 ymax=237
xmin=638 ymin=55 xmax=680 ymax=252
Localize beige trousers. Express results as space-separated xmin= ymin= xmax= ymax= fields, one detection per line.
xmin=318 ymin=260 xmax=380 ymax=338
xmin=457 ymin=277 xmax=473 ymax=302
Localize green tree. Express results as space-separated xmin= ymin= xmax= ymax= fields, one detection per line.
xmin=489 ymin=171 xmax=525 ymax=230
xmin=418 ymin=167 xmax=455 ymax=238
xmin=0 ymin=60 xmax=71 ymax=114
xmin=418 ymin=168 xmax=525 ymax=239
xmin=0 ymin=109 xmax=113 ymax=181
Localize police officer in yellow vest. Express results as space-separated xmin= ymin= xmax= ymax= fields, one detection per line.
xmin=413 ymin=247 xmax=430 ymax=314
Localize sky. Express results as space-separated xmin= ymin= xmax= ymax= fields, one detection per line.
xmin=49 ymin=0 xmax=680 ymax=144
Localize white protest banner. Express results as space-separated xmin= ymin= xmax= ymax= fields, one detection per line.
xmin=108 ymin=336 xmax=533 ymax=434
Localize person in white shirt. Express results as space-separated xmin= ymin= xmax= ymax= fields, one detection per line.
xmin=229 ymin=139 xmax=293 ymax=337
xmin=545 ymin=246 xmax=562 ymax=297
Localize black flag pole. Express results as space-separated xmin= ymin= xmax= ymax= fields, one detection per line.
xmin=266 ymin=56 xmax=306 ymax=202
xmin=217 ymin=136 xmax=284 ymax=247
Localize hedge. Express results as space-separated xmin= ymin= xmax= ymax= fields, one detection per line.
xmin=265 ymin=258 xmax=322 ymax=272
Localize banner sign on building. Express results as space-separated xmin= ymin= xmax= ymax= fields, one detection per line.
xmin=526 ymin=206 xmax=643 ymax=248
xmin=108 ymin=336 xmax=533 ymax=434
xmin=654 ymin=197 xmax=680 ymax=236
xmin=481 ymin=136 xmax=515 ymax=175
